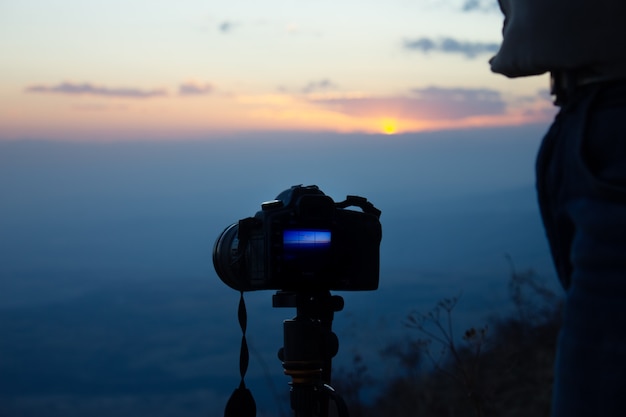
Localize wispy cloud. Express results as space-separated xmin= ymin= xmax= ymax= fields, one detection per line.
xmin=218 ymin=21 xmax=237 ymax=33
xmin=302 ymin=79 xmax=338 ymax=94
xmin=411 ymin=86 xmax=506 ymax=117
xmin=311 ymin=86 xmax=506 ymax=121
xmin=25 ymin=81 xmax=217 ymax=98
xmin=403 ymin=37 xmax=500 ymax=59
xmin=71 ymin=103 xmax=128 ymax=111
xmin=419 ymin=0 xmax=499 ymax=13
xmin=178 ymin=81 xmax=213 ymax=96
xmin=25 ymin=82 xmax=167 ymax=98
xmin=461 ymin=0 xmax=499 ymax=12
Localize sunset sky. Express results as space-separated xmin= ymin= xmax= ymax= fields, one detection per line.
xmin=1 ymin=0 xmax=554 ymax=140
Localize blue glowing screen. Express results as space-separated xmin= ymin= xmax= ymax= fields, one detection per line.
xmin=283 ymin=229 xmax=331 ymax=249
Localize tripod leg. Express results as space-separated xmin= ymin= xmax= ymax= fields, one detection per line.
xmin=323 ymin=384 xmax=350 ymax=417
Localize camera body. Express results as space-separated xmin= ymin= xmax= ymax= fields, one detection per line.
xmin=213 ymin=185 xmax=382 ymax=292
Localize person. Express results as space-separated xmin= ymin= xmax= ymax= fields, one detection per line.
xmin=490 ymin=1 xmax=626 ymax=416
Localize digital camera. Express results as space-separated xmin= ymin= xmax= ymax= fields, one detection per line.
xmin=212 ymin=185 xmax=382 ymax=292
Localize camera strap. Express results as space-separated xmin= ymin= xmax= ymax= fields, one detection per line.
xmin=335 ymin=195 xmax=382 ymax=218
xmin=224 ymin=292 xmax=256 ymax=417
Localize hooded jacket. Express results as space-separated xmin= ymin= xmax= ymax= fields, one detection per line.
xmin=490 ymin=0 xmax=626 ymax=79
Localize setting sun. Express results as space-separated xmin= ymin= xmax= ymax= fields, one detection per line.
xmin=380 ymin=118 xmax=398 ymax=135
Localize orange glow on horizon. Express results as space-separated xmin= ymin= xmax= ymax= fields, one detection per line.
xmin=0 ymin=87 xmax=557 ymax=141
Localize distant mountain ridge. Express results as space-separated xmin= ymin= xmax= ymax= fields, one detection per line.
xmin=0 ymin=127 xmax=558 ymax=416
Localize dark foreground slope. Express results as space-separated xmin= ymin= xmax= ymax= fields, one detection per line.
xmin=333 ymin=269 xmax=561 ymax=417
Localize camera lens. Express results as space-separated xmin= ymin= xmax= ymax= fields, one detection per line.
xmin=212 ymin=223 xmax=243 ymax=291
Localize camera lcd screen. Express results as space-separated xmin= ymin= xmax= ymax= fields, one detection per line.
xmin=283 ymin=229 xmax=332 ymax=278
xmin=283 ymin=229 xmax=331 ymax=249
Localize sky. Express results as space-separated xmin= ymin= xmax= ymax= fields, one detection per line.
xmin=0 ymin=0 xmax=555 ymax=141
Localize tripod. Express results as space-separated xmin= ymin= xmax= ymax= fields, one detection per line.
xmin=273 ymin=291 xmax=350 ymax=417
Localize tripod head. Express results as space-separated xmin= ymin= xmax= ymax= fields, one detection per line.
xmin=273 ymin=291 xmax=349 ymax=417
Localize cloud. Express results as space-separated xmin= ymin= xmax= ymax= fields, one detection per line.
xmin=218 ymin=21 xmax=236 ymax=33
xmin=302 ymin=79 xmax=338 ymax=94
xmin=411 ymin=86 xmax=506 ymax=116
xmin=404 ymin=37 xmax=500 ymax=59
xmin=419 ymin=0 xmax=499 ymax=13
xmin=25 ymin=81 xmax=217 ymax=99
xmin=178 ymin=81 xmax=213 ymax=96
xmin=311 ymin=86 xmax=506 ymax=121
xmin=461 ymin=0 xmax=499 ymax=12
xmin=71 ymin=103 xmax=128 ymax=111
xmin=25 ymin=82 xmax=167 ymax=98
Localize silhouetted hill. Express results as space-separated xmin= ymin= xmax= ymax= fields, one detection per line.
xmin=332 ymin=269 xmax=562 ymax=417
